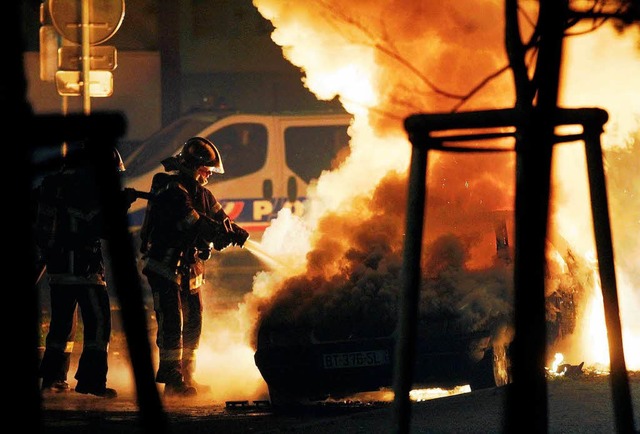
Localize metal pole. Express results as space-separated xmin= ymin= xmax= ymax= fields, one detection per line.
xmin=84 ymin=115 xmax=169 ymax=434
xmin=81 ymin=0 xmax=91 ymax=114
xmin=583 ymin=125 xmax=636 ymax=434
xmin=506 ymin=1 xmax=568 ymax=431
xmin=393 ymin=137 xmax=429 ymax=434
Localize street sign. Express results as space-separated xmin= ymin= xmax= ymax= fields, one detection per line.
xmin=58 ymin=45 xmax=117 ymax=71
xmin=55 ymin=70 xmax=113 ymax=97
xmin=49 ymin=0 xmax=125 ymax=45
xmin=39 ymin=25 xmax=59 ymax=81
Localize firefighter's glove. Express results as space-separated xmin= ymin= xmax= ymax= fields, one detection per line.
xmin=196 ymin=214 xmax=229 ymax=251
xmin=197 ymin=248 xmax=212 ymax=260
xmin=229 ymin=222 xmax=249 ymax=247
xmin=196 ymin=240 xmax=213 ymax=260
xmin=212 ymin=235 xmax=232 ymax=251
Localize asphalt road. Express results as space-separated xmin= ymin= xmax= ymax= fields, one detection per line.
xmin=39 ymin=371 xmax=639 ymax=434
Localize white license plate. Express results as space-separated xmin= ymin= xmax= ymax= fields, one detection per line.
xmin=323 ymin=350 xmax=390 ymax=369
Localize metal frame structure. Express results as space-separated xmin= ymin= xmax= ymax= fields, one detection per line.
xmin=393 ymin=107 xmax=635 ymax=433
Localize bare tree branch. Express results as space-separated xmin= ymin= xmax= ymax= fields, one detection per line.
xmin=309 ymin=0 xmax=638 ymax=118
xmin=313 ymin=0 xmax=468 ymax=100
xmin=506 ymin=0 xmax=534 ymax=108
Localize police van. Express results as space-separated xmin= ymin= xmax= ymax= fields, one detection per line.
xmin=123 ymin=110 xmax=353 ymax=242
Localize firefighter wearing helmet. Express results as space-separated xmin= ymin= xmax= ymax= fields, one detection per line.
xmin=140 ymin=136 xmax=249 ymax=397
xmin=177 ymin=136 xmax=224 ymax=183
xmin=35 ymin=142 xmax=123 ymax=398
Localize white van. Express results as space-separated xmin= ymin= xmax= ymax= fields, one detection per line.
xmin=123 ymin=110 xmax=353 ymax=241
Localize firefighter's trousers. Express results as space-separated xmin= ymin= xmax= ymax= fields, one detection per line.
xmin=146 ymin=273 xmax=203 ymax=385
xmin=39 ymin=283 xmax=112 ymax=390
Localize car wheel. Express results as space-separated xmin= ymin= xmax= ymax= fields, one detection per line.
xmin=267 ymin=385 xmax=311 ymax=412
xmin=469 ymin=344 xmax=511 ymax=390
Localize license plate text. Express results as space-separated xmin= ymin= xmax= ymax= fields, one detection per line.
xmin=323 ymin=350 xmax=390 ymax=369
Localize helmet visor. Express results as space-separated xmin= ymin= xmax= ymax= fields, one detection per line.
xmin=204 ymin=164 xmax=224 ymax=174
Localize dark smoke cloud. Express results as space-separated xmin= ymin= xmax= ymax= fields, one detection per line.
xmin=419 ymin=233 xmax=514 ymax=334
xmin=252 ymin=170 xmax=518 ymax=348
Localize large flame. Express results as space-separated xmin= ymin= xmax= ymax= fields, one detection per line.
xmin=186 ymin=1 xmax=640 ymax=402
xmin=550 ymin=23 xmax=640 ymax=371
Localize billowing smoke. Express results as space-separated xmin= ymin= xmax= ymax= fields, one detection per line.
xmin=254 ymin=0 xmax=514 ymax=132
xmin=253 ymin=171 xmax=407 ymax=345
xmin=251 ymin=164 xmax=519 ymax=350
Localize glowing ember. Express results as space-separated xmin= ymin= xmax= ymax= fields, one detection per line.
xmin=548 ymin=353 xmax=565 ymax=376
xmin=326 ymin=385 xmax=472 ymax=403
xmin=410 ymin=386 xmax=471 ymax=402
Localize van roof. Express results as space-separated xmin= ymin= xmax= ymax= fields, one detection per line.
xmin=123 ymin=109 xmax=352 ymax=178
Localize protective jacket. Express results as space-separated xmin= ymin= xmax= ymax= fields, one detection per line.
xmin=140 ymin=172 xmax=231 ymax=290
xmin=34 ymin=165 xmax=113 ymax=395
xmin=34 ymin=167 xmax=106 ymax=286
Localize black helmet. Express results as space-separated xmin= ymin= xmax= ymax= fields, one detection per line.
xmin=177 ymin=137 xmax=224 ymax=174
xmin=63 ymin=141 xmax=125 ymax=172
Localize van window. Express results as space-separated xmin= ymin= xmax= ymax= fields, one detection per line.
xmin=208 ymin=123 xmax=268 ymax=181
xmin=284 ymin=125 xmax=351 ymax=183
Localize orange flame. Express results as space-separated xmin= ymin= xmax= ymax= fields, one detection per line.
xmin=552 ymin=24 xmax=640 ymax=372
xmin=189 ymin=2 xmax=640 ymax=402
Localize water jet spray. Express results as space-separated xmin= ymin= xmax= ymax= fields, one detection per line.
xmin=242 ymin=239 xmax=293 ymax=273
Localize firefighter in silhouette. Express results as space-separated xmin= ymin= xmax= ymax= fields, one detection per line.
xmin=140 ymin=137 xmax=249 ymax=397
xmin=35 ymin=144 xmax=125 ymax=398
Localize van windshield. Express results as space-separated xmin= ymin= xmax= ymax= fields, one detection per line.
xmin=124 ymin=114 xmax=224 ymax=178
xmin=284 ymin=125 xmax=351 ymax=183
xmin=207 ymin=123 xmax=268 ymax=181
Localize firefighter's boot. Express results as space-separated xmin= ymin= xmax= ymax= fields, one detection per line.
xmin=157 ymin=356 xmax=196 ymax=397
xmin=164 ymin=381 xmax=197 ymax=397
xmin=75 ymin=349 xmax=117 ymax=398
xmin=183 ymin=348 xmax=211 ymax=393
xmin=40 ymin=347 xmax=72 ymax=393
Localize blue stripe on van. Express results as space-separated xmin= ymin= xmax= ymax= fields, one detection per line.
xmin=127 ymin=197 xmax=309 ymax=230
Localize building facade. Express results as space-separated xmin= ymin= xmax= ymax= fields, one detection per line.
xmin=22 ymin=0 xmax=342 ymax=142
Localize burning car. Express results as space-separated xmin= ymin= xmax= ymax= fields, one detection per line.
xmin=254 ymin=310 xmax=512 ymax=409
xmin=252 ymin=170 xmax=584 ymax=409
xmin=252 ymin=179 xmax=517 ymax=408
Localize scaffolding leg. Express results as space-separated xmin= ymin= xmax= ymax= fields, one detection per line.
xmin=584 ymin=128 xmax=636 ymax=434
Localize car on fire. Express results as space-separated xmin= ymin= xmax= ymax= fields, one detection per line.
xmin=253 ymin=228 xmax=515 ymax=409
xmin=254 ymin=310 xmax=512 ymax=409
xmin=253 ymin=223 xmax=582 ymax=410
